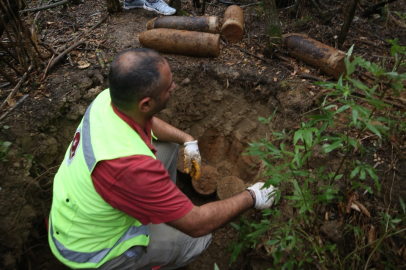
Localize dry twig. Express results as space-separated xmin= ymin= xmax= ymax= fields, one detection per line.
xmin=48 ymin=40 xmax=85 ymax=71
xmin=0 ymin=66 xmax=32 ymax=112
xmin=20 ymin=0 xmax=70 ymax=14
xmin=0 ymin=94 xmax=29 ymax=122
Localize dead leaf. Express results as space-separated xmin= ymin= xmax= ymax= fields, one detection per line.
xmin=226 ymin=79 xmax=229 ymax=90
xmin=346 ymin=191 xmax=359 ymax=213
xmin=351 ymin=203 xmax=361 ymax=212
xmin=77 ymin=61 xmax=91 ymax=69
xmin=6 ymin=96 xmax=16 ymax=107
xmin=353 ymin=201 xmax=371 ymax=217
xmin=299 ymin=67 xmax=310 ymax=74
xmin=368 ymin=225 xmax=376 ymax=248
xmin=293 ymin=64 xmax=298 ymax=75
xmin=273 ymin=77 xmax=277 ymax=82
xmin=398 ymin=245 xmax=406 ymax=260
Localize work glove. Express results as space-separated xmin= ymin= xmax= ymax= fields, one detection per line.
xmin=247 ymin=182 xmax=277 ymax=210
xmin=183 ymin=140 xmax=201 ymax=181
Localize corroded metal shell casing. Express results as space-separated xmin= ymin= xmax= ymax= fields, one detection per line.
xmin=221 ymin=5 xmax=244 ymax=43
xmin=283 ymin=33 xmax=347 ymax=79
xmin=139 ymin=29 xmax=220 ymax=57
xmin=146 ymin=16 xmax=219 ymax=34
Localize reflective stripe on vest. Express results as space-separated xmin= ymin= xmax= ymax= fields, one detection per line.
xmin=83 ymin=101 xmax=96 ymax=171
xmin=50 ymin=219 xmax=149 ymax=263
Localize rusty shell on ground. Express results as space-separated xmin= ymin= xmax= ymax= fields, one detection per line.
xmin=221 ymin=5 xmax=244 ymax=43
xmin=139 ymin=29 xmax=220 ymax=57
xmin=283 ymin=33 xmax=347 ymax=79
xmin=146 ymin=16 xmax=219 ymax=34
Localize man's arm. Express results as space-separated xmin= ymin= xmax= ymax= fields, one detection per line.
xmin=167 ymin=190 xmax=254 ymax=238
xmin=151 ymin=117 xmax=194 ymax=144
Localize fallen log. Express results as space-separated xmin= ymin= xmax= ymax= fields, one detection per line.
xmin=283 ymin=33 xmax=347 ymax=80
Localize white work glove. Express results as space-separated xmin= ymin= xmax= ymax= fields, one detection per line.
xmin=247 ymin=182 xmax=277 ymax=210
xmin=183 ymin=140 xmax=202 ymax=181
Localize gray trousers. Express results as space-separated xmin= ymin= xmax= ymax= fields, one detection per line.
xmin=85 ymin=141 xmax=212 ymax=270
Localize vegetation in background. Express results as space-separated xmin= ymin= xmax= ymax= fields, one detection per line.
xmin=228 ymin=40 xmax=406 ymax=269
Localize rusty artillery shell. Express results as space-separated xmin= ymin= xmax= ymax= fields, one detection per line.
xmin=192 ymin=165 xmax=219 ymax=197
xmin=146 ymin=16 xmax=219 ymax=34
xmin=283 ymin=33 xmax=347 ymax=79
xmin=139 ymin=29 xmax=220 ymax=57
xmin=221 ymin=5 xmax=244 ymax=43
xmin=217 ymin=176 xmax=245 ymax=200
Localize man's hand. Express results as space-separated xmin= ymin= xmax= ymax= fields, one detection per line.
xmin=184 ymin=140 xmax=201 ymax=181
xmin=247 ymin=182 xmax=277 ymax=210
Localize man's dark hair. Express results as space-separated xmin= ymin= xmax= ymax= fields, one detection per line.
xmin=109 ymin=48 xmax=165 ymax=111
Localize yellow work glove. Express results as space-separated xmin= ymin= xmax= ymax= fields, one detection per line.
xmin=183 ymin=140 xmax=201 ymax=181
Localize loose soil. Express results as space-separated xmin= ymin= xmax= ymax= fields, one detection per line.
xmin=1 ymin=0 xmax=406 ymax=269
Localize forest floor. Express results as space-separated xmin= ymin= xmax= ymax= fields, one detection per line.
xmin=1 ymin=0 xmax=406 ymax=269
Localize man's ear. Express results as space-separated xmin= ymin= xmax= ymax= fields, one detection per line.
xmin=138 ymin=97 xmax=155 ymax=113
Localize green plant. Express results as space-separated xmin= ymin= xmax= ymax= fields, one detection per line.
xmin=228 ymin=42 xmax=406 ymax=269
xmin=0 ymin=140 xmax=12 ymax=161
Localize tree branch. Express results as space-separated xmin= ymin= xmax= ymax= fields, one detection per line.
xmin=19 ymin=0 xmax=71 ymax=14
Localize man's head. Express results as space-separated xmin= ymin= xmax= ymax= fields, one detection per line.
xmin=109 ymin=48 xmax=175 ymax=116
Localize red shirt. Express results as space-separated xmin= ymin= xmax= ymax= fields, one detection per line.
xmin=91 ymin=104 xmax=193 ymax=225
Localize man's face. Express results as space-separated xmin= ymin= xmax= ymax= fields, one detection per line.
xmin=150 ymin=60 xmax=176 ymax=116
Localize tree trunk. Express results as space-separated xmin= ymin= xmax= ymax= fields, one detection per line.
xmin=338 ymin=0 xmax=358 ymax=47
xmin=106 ymin=0 xmax=121 ymax=13
xmin=0 ymin=0 xmax=42 ymax=76
xmin=263 ymin=0 xmax=281 ymax=54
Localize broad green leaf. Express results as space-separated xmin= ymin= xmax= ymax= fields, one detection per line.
xmin=349 ymin=78 xmax=369 ymax=91
xmin=272 ymin=250 xmax=283 ymax=265
xmin=360 ymin=168 xmax=366 ymax=180
xmin=335 ymin=104 xmax=350 ymax=114
xmin=282 ymin=260 xmax=295 ymax=270
xmin=350 ymin=166 xmax=360 ymax=179
xmin=303 ymin=129 xmax=315 ymax=149
xmin=322 ymin=140 xmax=343 ymax=153
xmin=364 ymin=121 xmax=382 ymax=139
xmin=364 ymin=167 xmax=381 ymax=190
xmin=230 ymin=222 xmax=240 ymax=230
xmin=266 ymin=239 xmax=280 ymax=246
xmin=230 ymin=243 xmax=243 ymax=264
xmin=293 ymin=129 xmax=303 ymax=145
xmin=3 ymin=141 xmax=11 ymax=148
